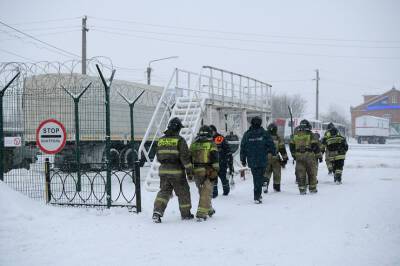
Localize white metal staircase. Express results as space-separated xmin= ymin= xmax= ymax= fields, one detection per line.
xmin=138 ymin=68 xmax=206 ymax=191
xmin=139 ymin=66 xmax=272 ymax=192
xmin=144 ymin=96 xmax=205 ymax=191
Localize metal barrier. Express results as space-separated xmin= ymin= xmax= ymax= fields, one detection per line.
xmin=45 ymin=159 xmax=141 ymax=211
xmin=0 ymin=59 xmax=144 ymax=212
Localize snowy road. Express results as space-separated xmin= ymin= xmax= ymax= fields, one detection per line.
xmin=1 ymin=143 xmax=400 ymax=266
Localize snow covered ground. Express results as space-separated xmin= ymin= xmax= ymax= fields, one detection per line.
xmin=1 ymin=143 xmax=400 ymax=266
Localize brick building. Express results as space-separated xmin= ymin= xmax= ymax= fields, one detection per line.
xmin=350 ymin=87 xmax=400 ymax=137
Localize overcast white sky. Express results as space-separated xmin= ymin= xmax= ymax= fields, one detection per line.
xmin=1 ymin=0 xmax=399 ymax=119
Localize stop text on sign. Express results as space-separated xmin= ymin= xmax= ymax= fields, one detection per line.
xmin=36 ymin=119 xmax=67 ymax=154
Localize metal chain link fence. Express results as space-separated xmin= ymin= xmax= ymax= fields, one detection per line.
xmin=0 ymin=58 xmax=157 ymax=212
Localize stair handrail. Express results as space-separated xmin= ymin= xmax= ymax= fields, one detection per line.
xmin=181 ymin=67 xmax=208 ymax=144
xmin=138 ymin=68 xmax=177 ymax=161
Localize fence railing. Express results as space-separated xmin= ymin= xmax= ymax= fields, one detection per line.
xmin=0 ymin=59 xmax=142 ymax=212
xmin=138 ymin=66 xmax=272 ymax=162
xmin=46 ymin=159 xmax=141 ymax=211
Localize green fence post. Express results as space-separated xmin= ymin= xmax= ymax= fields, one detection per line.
xmin=96 ymin=65 xmax=115 ymax=208
xmin=0 ymin=72 xmax=20 ymax=181
xmin=45 ymin=158 xmax=51 ymax=203
xmin=117 ymin=90 xmax=145 ymax=169
xmin=135 ymin=160 xmax=141 ymax=213
xmin=62 ymin=83 xmax=91 ymax=192
xmin=117 ymin=90 xmax=144 ymax=210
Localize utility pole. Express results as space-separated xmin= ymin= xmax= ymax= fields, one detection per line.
xmin=82 ymin=15 xmax=88 ymax=75
xmin=315 ymin=69 xmax=320 ymax=120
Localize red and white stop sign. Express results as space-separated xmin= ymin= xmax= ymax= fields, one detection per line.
xmin=36 ymin=119 xmax=67 ymax=154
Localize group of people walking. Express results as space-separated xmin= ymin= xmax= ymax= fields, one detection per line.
xmin=152 ymin=116 xmax=348 ymax=223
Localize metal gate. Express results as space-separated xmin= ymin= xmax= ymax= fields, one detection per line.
xmin=0 ymin=59 xmax=145 ymax=212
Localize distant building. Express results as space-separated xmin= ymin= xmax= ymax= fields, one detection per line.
xmin=350 ymin=87 xmax=400 ymax=137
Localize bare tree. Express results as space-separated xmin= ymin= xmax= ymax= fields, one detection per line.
xmin=272 ymin=93 xmax=307 ymax=118
xmin=320 ymin=104 xmax=350 ymax=127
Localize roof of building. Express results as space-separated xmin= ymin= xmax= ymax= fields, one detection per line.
xmin=351 ymin=87 xmax=400 ymax=111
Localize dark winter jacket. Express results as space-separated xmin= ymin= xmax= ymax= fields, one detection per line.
xmin=240 ymin=126 xmax=276 ymax=168
xmin=213 ymin=133 xmax=233 ymax=169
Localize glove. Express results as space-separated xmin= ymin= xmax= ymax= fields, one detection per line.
xmin=241 ymin=161 xmax=247 ymax=167
xmin=318 ymin=157 xmax=323 ymax=163
xmin=186 ymin=169 xmax=194 ymax=181
xmin=280 ymin=159 xmax=288 ymax=168
xmin=292 ymin=155 xmax=296 ymax=161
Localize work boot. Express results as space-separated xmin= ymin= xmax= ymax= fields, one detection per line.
xmin=273 ymin=184 xmax=281 ymax=192
xmin=223 ymin=185 xmax=230 ymax=196
xmin=254 ymin=199 xmax=262 ymax=204
xmin=262 ymin=181 xmax=268 ymax=187
xmin=328 ymin=169 xmax=333 ymax=175
xmin=208 ymin=208 xmax=216 ymax=217
xmin=196 ymin=215 xmax=207 ymax=222
xmin=254 ymin=196 xmax=262 ymax=204
xmin=181 ymin=213 xmax=194 ymax=220
xmin=213 ymin=185 xmax=218 ymax=198
xmin=152 ymin=213 xmax=162 ymax=223
xmin=299 ymin=189 xmax=307 ymax=195
xmin=309 ymin=188 xmax=318 ymax=194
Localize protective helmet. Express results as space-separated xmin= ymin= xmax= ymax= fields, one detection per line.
xmin=327 ymin=122 xmax=335 ymax=130
xmin=167 ymin=117 xmax=183 ymax=132
xmin=299 ymin=119 xmax=311 ymax=131
xmin=267 ymin=123 xmax=278 ymax=135
xmin=251 ymin=116 xmax=262 ymax=127
xmin=198 ymin=125 xmax=212 ymax=137
xmin=209 ymin=125 xmax=217 ymax=133
xmin=330 ymin=127 xmax=338 ymax=136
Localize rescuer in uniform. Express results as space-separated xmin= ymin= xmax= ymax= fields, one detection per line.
xmin=289 ymin=119 xmax=321 ymax=194
xmin=323 ymin=123 xmax=335 ymax=174
xmin=264 ymin=123 xmax=288 ymax=193
xmin=209 ymin=125 xmax=234 ymax=198
xmin=313 ymin=132 xmax=324 ymax=178
xmin=190 ymin=125 xmax=220 ymax=221
xmin=152 ymin=117 xmax=194 ymax=223
xmin=322 ymin=125 xmax=348 ymax=184
xmin=240 ymin=116 xmax=276 ymax=203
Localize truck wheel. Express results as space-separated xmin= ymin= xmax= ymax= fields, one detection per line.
xmin=109 ymin=148 xmax=120 ymax=170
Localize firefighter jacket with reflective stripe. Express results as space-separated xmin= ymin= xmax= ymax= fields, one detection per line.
xmin=156 ymin=130 xmax=192 ymax=177
xmin=271 ymin=134 xmax=288 ymax=161
xmin=322 ymin=131 xmax=348 ymax=156
xmin=190 ymin=137 xmax=219 ymax=177
xmin=289 ymin=130 xmax=320 ymax=156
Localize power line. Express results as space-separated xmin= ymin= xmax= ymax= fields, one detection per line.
xmin=9 ymin=17 xmax=80 ymax=26
xmin=90 ymin=16 xmax=400 ymax=44
xmin=0 ymin=30 xmax=80 ymax=42
xmin=267 ymin=79 xmax=313 ymax=83
xmin=0 ymin=20 xmax=79 ymax=59
xmin=0 ymin=48 xmax=35 ymax=61
xmin=93 ymin=29 xmax=400 ymax=60
xmin=90 ymin=25 xmax=400 ymax=49
xmin=323 ymin=77 xmax=383 ymax=90
xmin=11 ymin=25 xmax=80 ymax=32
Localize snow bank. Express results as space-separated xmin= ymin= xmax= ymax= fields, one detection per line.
xmin=0 ymin=181 xmax=45 ymax=221
xmin=1 ymin=145 xmax=400 ymax=266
